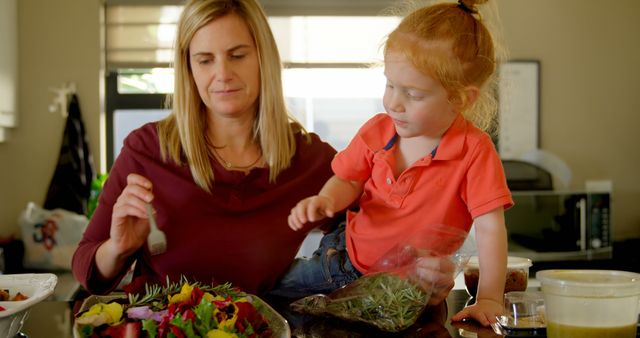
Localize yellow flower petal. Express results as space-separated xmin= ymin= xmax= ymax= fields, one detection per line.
xmin=79 ymin=303 xmax=104 ymax=318
xmin=212 ymin=303 xmax=238 ymax=329
xmin=75 ymin=312 xmax=111 ymax=326
xmin=212 ymin=295 xmax=226 ymax=302
xmin=77 ymin=302 xmax=123 ymax=325
xmin=206 ymin=329 xmax=238 ymax=338
xmin=168 ymin=283 xmax=193 ymax=304
xmin=203 ymin=292 xmax=215 ymax=303
xmin=102 ymin=302 xmax=124 ymax=323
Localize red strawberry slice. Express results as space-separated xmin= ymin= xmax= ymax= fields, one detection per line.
xmin=102 ymin=322 xmax=141 ymax=338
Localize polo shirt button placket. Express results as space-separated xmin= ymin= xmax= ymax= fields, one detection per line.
xmin=386 ymin=177 xmax=392 ymax=185
xmin=390 ymin=194 xmax=402 ymax=207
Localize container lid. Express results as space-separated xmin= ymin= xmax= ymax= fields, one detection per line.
xmin=536 ymin=269 xmax=640 ymax=297
xmin=465 ymin=256 xmax=532 ymax=269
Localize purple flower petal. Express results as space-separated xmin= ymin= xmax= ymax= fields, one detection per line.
xmin=126 ymin=306 xmax=168 ymax=322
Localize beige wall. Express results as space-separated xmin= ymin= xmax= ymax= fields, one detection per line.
xmin=0 ymin=0 xmax=638 ymax=240
xmin=0 ymin=0 xmax=101 ymax=237
xmin=498 ymin=0 xmax=640 ymax=239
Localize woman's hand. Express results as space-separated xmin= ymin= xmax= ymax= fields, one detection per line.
xmin=95 ymin=173 xmax=154 ymax=280
xmin=109 ymin=173 xmax=154 ymax=255
xmin=451 ymin=298 xmax=504 ymax=326
xmin=413 ymin=256 xmax=456 ymax=305
xmin=288 ymin=195 xmax=335 ymax=231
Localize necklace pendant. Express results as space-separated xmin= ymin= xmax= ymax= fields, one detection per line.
xmin=209 ymin=144 xmax=261 ymax=170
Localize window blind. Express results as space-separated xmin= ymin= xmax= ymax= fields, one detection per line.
xmin=106 ymin=5 xmax=181 ymax=69
xmin=105 ymin=1 xmax=399 ymax=69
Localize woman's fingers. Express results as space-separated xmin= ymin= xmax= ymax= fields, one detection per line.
xmin=112 ymin=198 xmax=147 ymax=221
xmin=126 ymin=173 xmax=153 ymax=190
xmin=114 ymin=174 xmax=154 ymax=219
xmin=110 ymin=174 xmax=155 ymax=245
xmin=125 ymin=173 xmax=154 ymax=202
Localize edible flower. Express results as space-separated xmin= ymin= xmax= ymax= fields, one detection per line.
xmin=213 ymin=301 xmax=239 ymax=329
xmin=76 ymin=302 xmax=123 ymax=326
xmin=126 ymin=305 xmax=167 ymax=322
xmin=77 ymin=278 xmax=273 ymax=338
xmin=168 ymin=283 xmax=194 ymax=304
xmin=206 ymin=329 xmax=238 ymax=338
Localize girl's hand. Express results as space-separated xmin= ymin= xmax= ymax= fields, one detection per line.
xmin=451 ymin=298 xmax=505 ymax=326
xmin=288 ymin=195 xmax=335 ymax=231
xmin=108 ymin=173 xmax=154 ymax=257
xmin=414 ymin=256 xmax=456 ymax=305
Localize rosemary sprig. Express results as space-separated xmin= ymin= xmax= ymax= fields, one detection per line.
xmin=128 ymin=282 xmax=162 ymax=307
xmin=126 ymin=275 xmax=247 ymax=308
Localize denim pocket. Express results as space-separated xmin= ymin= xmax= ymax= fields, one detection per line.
xmin=269 ymin=222 xmax=362 ymax=299
xmin=319 ymin=223 xmax=362 ymax=289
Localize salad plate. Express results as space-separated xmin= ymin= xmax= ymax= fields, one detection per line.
xmin=73 ymin=281 xmax=291 ymax=338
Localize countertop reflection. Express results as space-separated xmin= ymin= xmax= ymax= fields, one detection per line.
xmin=266 ymin=290 xmax=533 ymax=338
xmin=20 ymin=288 xmax=540 ymax=338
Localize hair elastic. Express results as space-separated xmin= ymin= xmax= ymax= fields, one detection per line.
xmin=457 ymin=0 xmax=478 ymax=14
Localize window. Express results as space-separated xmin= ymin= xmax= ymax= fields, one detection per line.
xmin=272 ymin=16 xmax=398 ymax=150
xmin=106 ymin=4 xmax=399 ymax=167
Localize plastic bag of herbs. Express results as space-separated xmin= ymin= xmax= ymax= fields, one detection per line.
xmin=290 ymin=224 xmax=475 ymax=332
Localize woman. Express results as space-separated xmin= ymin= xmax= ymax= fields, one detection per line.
xmin=72 ymin=0 xmax=336 ymax=296
xmin=72 ymin=0 xmax=455 ymax=303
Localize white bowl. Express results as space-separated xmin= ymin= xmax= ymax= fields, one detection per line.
xmin=0 ymin=273 xmax=58 ymax=337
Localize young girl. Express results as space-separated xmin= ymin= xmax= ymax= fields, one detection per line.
xmin=280 ymin=0 xmax=512 ymax=326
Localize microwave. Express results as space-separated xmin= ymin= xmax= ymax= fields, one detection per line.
xmin=505 ymin=191 xmax=612 ymax=261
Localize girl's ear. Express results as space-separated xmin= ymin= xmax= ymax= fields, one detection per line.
xmin=450 ymin=86 xmax=480 ymax=111
xmin=462 ymin=85 xmax=480 ymax=109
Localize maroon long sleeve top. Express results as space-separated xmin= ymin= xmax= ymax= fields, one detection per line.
xmin=72 ymin=123 xmax=336 ymax=295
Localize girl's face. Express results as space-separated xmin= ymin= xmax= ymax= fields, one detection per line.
xmin=383 ymin=51 xmax=458 ymax=139
xmin=189 ymin=13 xmax=260 ymax=120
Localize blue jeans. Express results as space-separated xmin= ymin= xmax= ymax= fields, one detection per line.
xmin=270 ymin=223 xmax=363 ymax=299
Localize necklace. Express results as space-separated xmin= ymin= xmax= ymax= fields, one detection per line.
xmin=211 ymin=146 xmax=262 ymax=170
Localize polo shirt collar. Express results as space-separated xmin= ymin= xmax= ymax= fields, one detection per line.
xmin=433 ymin=114 xmax=467 ymax=160
xmin=383 ymin=133 xmax=438 ymax=158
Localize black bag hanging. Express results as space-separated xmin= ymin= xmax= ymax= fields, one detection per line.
xmin=44 ymin=94 xmax=95 ymax=215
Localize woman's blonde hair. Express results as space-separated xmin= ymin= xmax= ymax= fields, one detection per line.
xmin=157 ymin=0 xmax=299 ymax=192
xmin=385 ymin=0 xmax=503 ymax=133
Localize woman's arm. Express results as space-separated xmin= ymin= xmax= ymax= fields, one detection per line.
xmin=72 ymin=171 xmax=154 ymax=294
xmin=94 ymin=173 xmax=154 ymax=280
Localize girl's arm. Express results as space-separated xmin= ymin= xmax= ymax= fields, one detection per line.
xmin=475 ymin=207 xmax=508 ymax=306
xmin=288 ymin=175 xmax=364 ymax=230
xmin=452 ymin=207 xmax=508 ymax=326
xmin=319 ymin=175 xmax=364 ymax=212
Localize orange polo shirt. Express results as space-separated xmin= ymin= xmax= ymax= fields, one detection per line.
xmin=332 ymin=113 xmax=513 ymax=273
